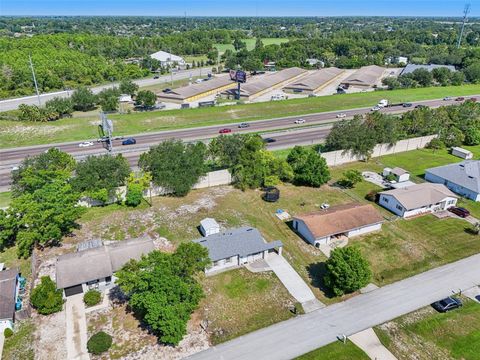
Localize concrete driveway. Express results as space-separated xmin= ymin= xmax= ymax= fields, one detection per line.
xmin=265 ymin=254 xmax=323 ymax=312
xmin=350 ymin=328 xmax=397 ymax=360
xmin=65 ymin=294 xmax=89 ymax=360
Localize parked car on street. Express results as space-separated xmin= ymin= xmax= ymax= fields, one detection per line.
xmin=448 ymin=207 xmax=470 ymax=218
xmin=79 ymin=141 xmax=94 ymax=147
xmin=336 ymin=113 xmax=347 ymax=118
xmin=238 ymin=123 xmax=250 ymax=128
xmin=431 ymin=297 xmax=462 ymax=313
xmin=456 ymin=97 xmax=465 ymax=101
xmin=219 ymin=128 xmax=232 ymax=134
xmin=294 ymin=119 xmax=306 ymax=124
xmin=122 ymin=138 xmax=136 ymax=145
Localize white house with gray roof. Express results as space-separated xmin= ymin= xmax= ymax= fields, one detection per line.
xmin=425 ymin=160 xmax=480 ymax=201
xmin=193 ymin=227 xmax=283 ymax=274
xmin=379 ymin=183 xmax=458 ymax=218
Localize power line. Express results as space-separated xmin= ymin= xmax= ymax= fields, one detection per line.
xmin=457 ymin=4 xmax=471 ymax=49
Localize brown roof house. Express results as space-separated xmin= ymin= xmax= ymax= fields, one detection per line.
xmin=0 ymin=268 xmax=19 ymax=332
xmin=292 ymin=203 xmax=383 ymax=247
xmin=56 ymin=237 xmax=155 ymax=297
xmin=379 ymin=183 xmax=458 ymax=218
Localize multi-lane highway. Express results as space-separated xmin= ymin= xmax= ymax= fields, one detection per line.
xmin=0 ymin=95 xmax=477 ymax=190
xmin=0 ymin=67 xmax=212 ymax=111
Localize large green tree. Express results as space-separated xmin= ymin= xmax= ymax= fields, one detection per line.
xmin=139 ymin=140 xmax=208 ymax=196
xmin=324 ymin=247 xmax=372 ymax=296
xmin=97 ymin=87 xmax=120 ymax=112
xmin=119 ymin=79 xmax=139 ymax=96
xmin=115 ymin=243 xmax=209 ymax=345
xmin=30 ymin=276 xmax=64 ymax=315
xmin=45 ymin=97 xmax=74 ymax=117
xmin=135 ymin=90 xmax=157 ymax=108
xmin=287 ymin=146 xmax=330 ymax=187
xmin=208 ymin=134 xmax=248 ymax=168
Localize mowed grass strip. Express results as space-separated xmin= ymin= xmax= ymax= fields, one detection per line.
xmin=295 ymin=340 xmax=369 ymax=360
xmin=2 ymin=84 xmax=479 ymax=148
xmin=214 ymin=38 xmax=290 ymax=53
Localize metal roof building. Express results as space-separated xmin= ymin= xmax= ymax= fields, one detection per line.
xmin=283 ymin=67 xmax=345 ymax=94
xmin=225 ymin=67 xmax=307 ymax=100
xmin=157 ymin=75 xmax=237 ymax=103
xmin=341 ymin=65 xmax=386 ymax=88
xmin=400 ymin=64 xmax=456 ymax=76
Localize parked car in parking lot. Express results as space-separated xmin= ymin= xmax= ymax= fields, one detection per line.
xmin=79 ymin=141 xmax=94 ymax=147
xmin=122 ymin=138 xmax=136 ymax=145
xmin=219 ymin=128 xmax=232 ymax=134
xmin=294 ymin=119 xmax=306 ymax=124
xmin=238 ymin=123 xmax=250 ymax=128
xmin=456 ymin=97 xmax=465 ymax=101
xmin=336 ymin=113 xmax=347 ymax=118
xmin=432 ymin=297 xmax=462 ymax=313
xmin=448 ymin=207 xmax=470 ymax=218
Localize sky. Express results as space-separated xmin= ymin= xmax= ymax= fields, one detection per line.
xmin=1 ymin=0 xmax=479 ymax=17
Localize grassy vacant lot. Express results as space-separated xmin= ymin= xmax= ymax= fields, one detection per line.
xmin=2 ymin=84 xmax=479 ymax=148
xmin=375 ymin=299 xmax=480 ymax=360
xmin=138 ymin=75 xmax=203 ymax=93
xmin=199 ymin=268 xmax=296 ymax=344
xmin=296 ymin=340 xmax=369 ymax=360
xmin=2 ymin=319 xmax=35 ymax=360
xmin=214 ymin=38 xmax=290 ymax=53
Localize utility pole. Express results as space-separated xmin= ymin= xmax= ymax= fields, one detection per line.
xmin=457 ymin=4 xmax=471 ymax=49
xmin=28 ymin=54 xmax=41 ymax=106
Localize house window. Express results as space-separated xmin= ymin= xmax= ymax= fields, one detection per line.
xmin=225 ymin=257 xmax=232 ymax=264
xmin=396 ymin=205 xmax=403 ymax=211
xmin=447 ymin=200 xmax=456 ymax=205
xmin=86 ymin=279 xmax=99 ymax=286
xmin=383 ymin=197 xmax=389 ymax=203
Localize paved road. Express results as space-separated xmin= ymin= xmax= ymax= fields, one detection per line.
xmin=0 ymin=67 xmax=212 ymax=111
xmin=189 ymin=252 xmax=480 ymax=360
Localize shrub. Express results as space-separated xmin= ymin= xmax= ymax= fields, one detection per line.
xmin=30 ymin=276 xmax=64 ymax=315
xmin=4 ymin=328 xmax=13 ymax=338
xmin=87 ymin=331 xmax=112 ymax=354
xmin=83 ymin=290 xmax=102 ymax=307
xmin=365 ymin=190 xmax=378 ymax=202
xmin=338 ymin=170 xmax=363 ymax=188
xmin=426 ymin=137 xmax=445 ymax=150
xmin=125 ymin=183 xmax=143 ymax=207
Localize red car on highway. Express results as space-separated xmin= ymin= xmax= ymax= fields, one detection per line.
xmin=219 ymin=128 xmax=232 ymax=134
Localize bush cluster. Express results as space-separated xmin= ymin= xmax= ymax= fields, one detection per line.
xmin=83 ymin=290 xmax=102 ymax=307
xmin=87 ymin=331 xmax=113 ymax=354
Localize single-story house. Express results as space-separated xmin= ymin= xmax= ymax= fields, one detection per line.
xmin=56 ymin=237 xmax=155 ymax=297
xmin=292 ymin=203 xmax=383 ymax=247
xmin=383 ymin=167 xmax=410 ymax=183
xmin=379 ymin=183 xmax=458 ymax=218
xmin=193 ymin=227 xmax=283 ymax=274
xmin=0 ymin=268 xmax=19 ymax=332
xmin=150 ymin=50 xmax=186 ymax=67
xmin=425 ymin=160 xmax=480 ymax=201
xmin=452 ymin=147 xmax=473 ymax=160
xmin=200 ymin=218 xmax=220 ymax=237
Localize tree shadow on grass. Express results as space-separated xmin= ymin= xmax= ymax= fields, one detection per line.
xmin=306 ymin=262 xmax=336 ymax=299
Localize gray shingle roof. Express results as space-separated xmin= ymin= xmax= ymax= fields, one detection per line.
xmin=401 ymin=64 xmax=456 ymax=75
xmin=283 ymin=67 xmax=344 ymax=92
xmin=341 ymin=65 xmax=385 ymax=87
xmin=157 ymin=75 xmax=236 ymax=101
xmin=193 ymin=227 xmax=282 ymax=261
xmin=56 ymin=237 xmax=155 ymax=289
xmin=426 ymin=160 xmax=480 ymax=193
xmin=380 ymin=183 xmax=458 ymax=210
xmin=0 ymin=268 xmax=18 ymax=320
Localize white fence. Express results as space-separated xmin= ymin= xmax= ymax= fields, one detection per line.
xmin=320 ymin=135 xmax=436 ymax=166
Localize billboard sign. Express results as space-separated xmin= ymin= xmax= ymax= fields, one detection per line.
xmin=230 ymin=69 xmax=247 ymax=83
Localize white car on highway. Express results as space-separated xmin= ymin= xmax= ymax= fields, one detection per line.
xmin=336 ymin=113 xmax=347 ymax=118
xmin=79 ymin=141 xmax=94 ymax=147
xmin=294 ymin=119 xmax=306 ymax=124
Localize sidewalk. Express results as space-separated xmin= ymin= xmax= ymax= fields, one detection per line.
xmin=65 ymin=295 xmax=90 ymax=360
xmin=350 ymin=328 xmax=397 ymax=360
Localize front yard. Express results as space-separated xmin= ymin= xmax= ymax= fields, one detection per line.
xmin=296 ymin=340 xmax=369 ymax=360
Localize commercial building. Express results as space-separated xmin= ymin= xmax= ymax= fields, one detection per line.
xmin=400 ymin=64 xmax=456 ymax=76
xmin=157 ymin=75 xmax=237 ymax=103
xmin=292 ymin=203 xmax=383 ymax=247
xmin=193 ymin=227 xmax=283 ymax=274
xmin=56 ymin=237 xmax=155 ymax=297
xmin=224 ymin=67 xmax=307 ymax=101
xmin=340 ymin=65 xmax=386 ymax=88
xmin=425 ymin=160 xmax=480 ymax=201
xmin=379 ymin=183 xmax=458 ymax=218
xmin=0 ymin=268 xmax=20 ymax=332
xmin=150 ymin=50 xmax=186 ymax=67
xmin=283 ymin=67 xmax=345 ymax=94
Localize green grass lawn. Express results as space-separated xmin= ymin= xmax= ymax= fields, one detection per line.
xmin=296 ymin=340 xmax=369 ymax=360
xmin=0 ymin=191 xmax=11 ymax=207
xmin=138 ymin=75 xmax=203 ymax=93
xmin=3 ymin=84 xmax=479 ymax=149
xmin=199 ymin=268 xmax=296 ymax=344
xmin=375 ymin=299 xmax=480 ymax=360
xmin=2 ymin=319 xmax=35 ymax=360
xmin=214 ymin=38 xmax=290 ymax=53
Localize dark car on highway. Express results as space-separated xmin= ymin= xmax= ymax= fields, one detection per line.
xmin=448 ymin=207 xmax=470 ymax=218
xmin=432 ymin=297 xmax=462 ymax=313
xmin=403 ymin=103 xmax=413 ymax=108
xmin=415 ymin=104 xmax=428 ymax=109
xmin=263 ymin=138 xmax=277 ymax=143
xmin=238 ymin=123 xmax=250 ymax=128
xmin=456 ymin=97 xmax=465 ymax=101
xmin=122 ymin=138 xmax=136 ymax=145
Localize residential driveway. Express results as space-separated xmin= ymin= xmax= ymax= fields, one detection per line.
xmin=350 ymin=328 xmax=397 ymax=360
xmin=189 ymin=253 xmax=480 ymax=360
xmin=265 ymin=254 xmax=323 ymax=312
xmin=65 ymin=294 xmax=90 ymax=360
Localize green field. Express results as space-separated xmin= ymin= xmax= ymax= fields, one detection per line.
xmin=2 ymin=84 xmax=479 ymax=149
xmin=296 ymin=340 xmax=369 ymax=360
xmin=214 ymin=38 xmax=290 ymax=53
xmin=376 ymin=299 xmax=480 ymax=360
